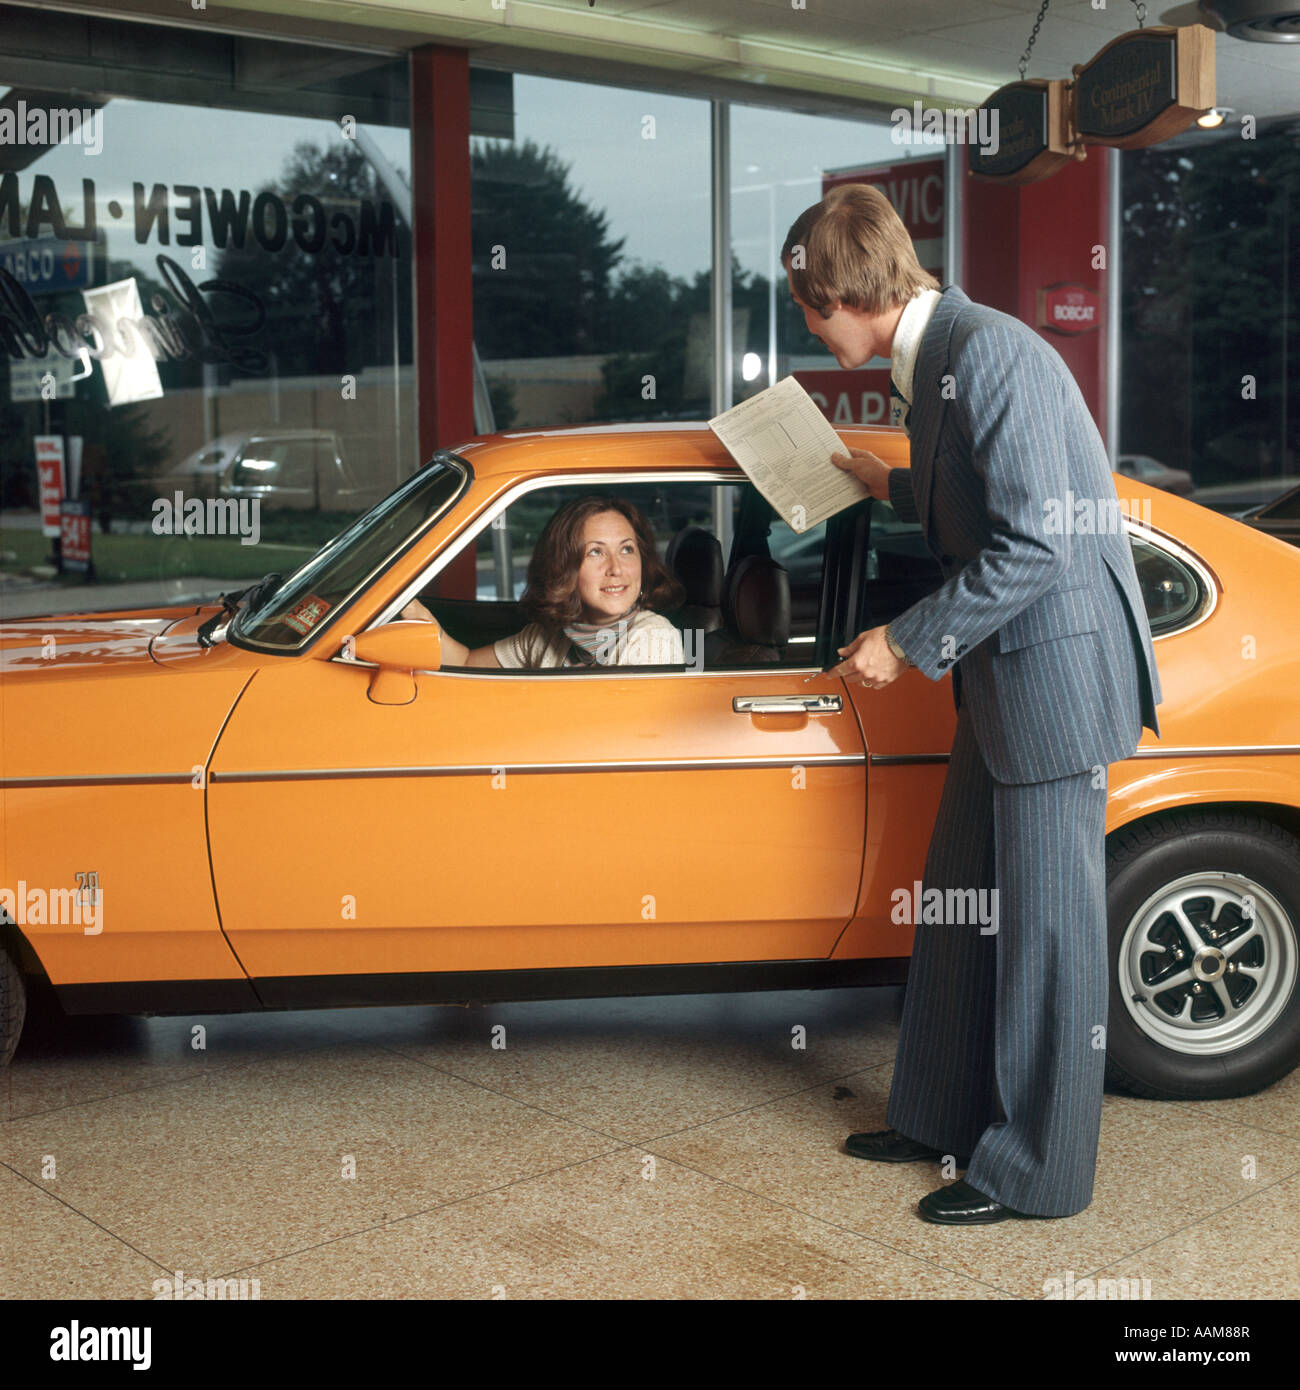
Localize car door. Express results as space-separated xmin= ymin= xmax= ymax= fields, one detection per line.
xmin=205 ymin=474 xmax=868 ymax=994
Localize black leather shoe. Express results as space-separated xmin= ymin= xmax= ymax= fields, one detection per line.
xmin=844 ymin=1128 xmax=970 ymax=1166
xmin=918 ymin=1178 xmax=1035 ymax=1224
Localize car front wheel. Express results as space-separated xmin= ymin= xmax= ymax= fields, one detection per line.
xmin=1105 ymin=809 xmax=1300 ymax=1099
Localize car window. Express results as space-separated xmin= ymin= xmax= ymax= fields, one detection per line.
xmin=1130 ymin=535 xmax=1203 ymax=634
xmin=437 ymin=477 xmax=829 ymax=669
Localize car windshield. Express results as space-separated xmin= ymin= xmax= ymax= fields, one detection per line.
xmin=231 ymin=452 xmax=469 ymax=652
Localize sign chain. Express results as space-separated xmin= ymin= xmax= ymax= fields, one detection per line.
xmin=1018 ymin=0 xmax=1052 ymax=81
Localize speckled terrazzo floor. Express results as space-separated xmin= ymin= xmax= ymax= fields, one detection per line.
xmin=2 ymin=980 xmax=1298 ymax=1300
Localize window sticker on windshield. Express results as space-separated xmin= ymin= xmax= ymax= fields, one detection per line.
xmin=283 ymin=595 xmax=331 ymax=635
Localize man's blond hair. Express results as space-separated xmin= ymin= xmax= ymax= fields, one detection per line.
xmin=781 ymin=183 xmax=939 ymax=318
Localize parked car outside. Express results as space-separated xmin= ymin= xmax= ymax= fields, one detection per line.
xmin=1116 ymin=453 xmax=1193 ymax=496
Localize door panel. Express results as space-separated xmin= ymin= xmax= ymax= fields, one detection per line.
xmin=207 ymin=657 xmax=867 ymax=979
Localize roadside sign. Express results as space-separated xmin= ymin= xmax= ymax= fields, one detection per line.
xmin=35 ymin=435 xmax=66 ymax=538
xmin=60 ymin=498 xmax=92 ymax=573
xmin=0 ymin=238 xmax=93 ymax=293
xmin=9 ymin=354 xmax=78 ymax=402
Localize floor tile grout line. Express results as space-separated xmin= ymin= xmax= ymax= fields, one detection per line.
xmin=1158 ymin=1102 xmax=1300 ymax=1146
xmin=624 ymin=1144 xmax=1028 ymax=1299
xmin=209 ymin=1142 xmax=1017 ymax=1299
xmin=0 ymin=1157 xmax=180 ymax=1281
xmin=209 ymin=1143 xmax=640 ymax=1281
xmin=0 ymin=1038 xmax=377 ymax=1124
xmin=1080 ymin=1166 xmax=1300 ymax=1286
xmin=375 ymin=1042 xmax=898 ymax=1148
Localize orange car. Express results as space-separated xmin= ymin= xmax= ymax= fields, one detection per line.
xmin=3 ymin=423 xmax=1299 ymax=1103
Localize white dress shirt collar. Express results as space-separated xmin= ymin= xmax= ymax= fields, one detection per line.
xmin=889 ymin=287 xmax=942 ymax=404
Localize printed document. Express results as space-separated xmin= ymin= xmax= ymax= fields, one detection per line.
xmin=708 ymin=375 xmax=870 ymax=532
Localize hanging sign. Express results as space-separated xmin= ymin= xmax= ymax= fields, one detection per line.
xmin=967 ymin=80 xmax=1072 ymax=185
xmin=1073 ymin=24 xmax=1216 ymax=149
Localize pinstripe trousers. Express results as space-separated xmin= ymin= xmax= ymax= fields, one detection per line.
xmin=884 ymin=706 xmax=1111 ymax=1217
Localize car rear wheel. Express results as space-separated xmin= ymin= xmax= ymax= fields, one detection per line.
xmin=0 ymin=941 xmax=27 ymax=1067
xmin=1105 ymin=810 xmax=1300 ymax=1099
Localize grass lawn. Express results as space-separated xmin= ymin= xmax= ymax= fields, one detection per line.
xmin=0 ymin=527 xmax=317 ymax=585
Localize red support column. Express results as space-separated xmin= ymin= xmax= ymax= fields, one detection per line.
xmin=962 ymin=150 xmax=1112 ymax=439
xmin=411 ymin=44 xmax=475 ymax=461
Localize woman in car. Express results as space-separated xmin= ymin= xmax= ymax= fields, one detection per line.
xmin=401 ymin=494 xmax=687 ymax=668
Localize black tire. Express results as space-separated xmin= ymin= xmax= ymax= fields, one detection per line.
xmin=1105 ymin=809 xmax=1300 ymax=1100
xmin=0 ymin=941 xmax=27 ymax=1067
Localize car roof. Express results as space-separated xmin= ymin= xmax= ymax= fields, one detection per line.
xmin=444 ymin=421 xmax=911 ymax=480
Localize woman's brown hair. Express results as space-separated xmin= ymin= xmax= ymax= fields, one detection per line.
xmin=781 ymin=183 xmax=939 ymax=319
xmin=521 ymin=494 xmax=685 ymax=633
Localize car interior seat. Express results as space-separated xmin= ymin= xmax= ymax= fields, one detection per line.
xmin=702 ymin=555 xmax=790 ymax=666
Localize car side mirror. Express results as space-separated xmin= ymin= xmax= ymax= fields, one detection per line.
xmin=350 ymin=621 xmax=442 ymax=705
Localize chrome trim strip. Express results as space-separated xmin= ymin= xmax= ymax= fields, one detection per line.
xmin=335 ymin=658 xmax=828 ymax=680
xmin=873 ymin=745 xmax=1300 ymax=767
xmin=0 ymin=774 xmax=196 ymax=788
xmin=1125 ymin=745 xmax=1300 ymax=759
xmin=869 ymin=754 xmax=950 ymax=765
xmin=209 ymin=754 xmax=868 ymax=783
xmin=13 ymin=746 xmax=1296 ymax=790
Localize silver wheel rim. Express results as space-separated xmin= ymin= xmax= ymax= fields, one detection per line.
xmin=1117 ymin=871 xmax=1298 ymax=1056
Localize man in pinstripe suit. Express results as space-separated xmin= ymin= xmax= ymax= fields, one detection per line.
xmin=782 ymin=184 xmax=1162 ymax=1222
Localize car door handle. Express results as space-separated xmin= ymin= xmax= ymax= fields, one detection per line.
xmin=733 ymin=695 xmax=843 ymax=714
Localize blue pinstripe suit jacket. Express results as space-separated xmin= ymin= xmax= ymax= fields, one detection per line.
xmin=886 ymin=285 xmax=1163 ymax=784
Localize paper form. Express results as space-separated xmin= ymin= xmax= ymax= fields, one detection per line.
xmin=708 ymin=375 xmax=871 ymax=532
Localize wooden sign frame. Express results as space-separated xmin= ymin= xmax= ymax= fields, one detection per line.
xmin=1073 ymin=24 xmax=1216 ymax=150
xmin=967 ymin=78 xmax=1074 ymax=186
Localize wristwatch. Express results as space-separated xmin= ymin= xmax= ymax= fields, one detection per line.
xmin=884 ymin=624 xmax=910 ymax=665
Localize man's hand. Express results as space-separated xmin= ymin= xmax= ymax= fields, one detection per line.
xmin=828 ymin=626 xmax=907 ymax=689
xmin=831 ymin=447 xmax=893 ymax=502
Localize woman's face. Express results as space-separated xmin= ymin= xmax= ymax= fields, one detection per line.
xmin=574 ymin=509 xmax=642 ymax=623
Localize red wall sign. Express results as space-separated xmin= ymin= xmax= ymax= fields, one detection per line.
xmin=823 ymin=157 xmax=945 ymax=279
xmin=796 ymin=369 xmax=893 ymax=427
xmin=1037 ymin=282 xmax=1102 ymax=335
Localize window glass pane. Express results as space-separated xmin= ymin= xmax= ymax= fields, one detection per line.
xmin=730 ymin=105 xmax=944 ymax=423
xmin=470 ymin=76 xmax=711 ymax=429
xmin=0 ymin=24 xmax=412 ymax=609
xmin=1121 ymin=127 xmax=1300 ymax=514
